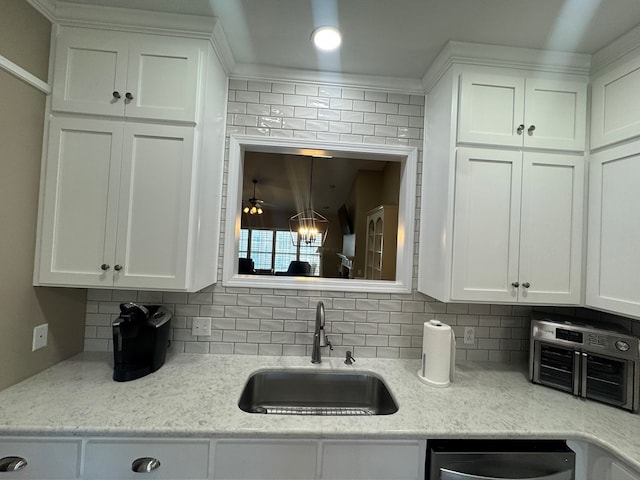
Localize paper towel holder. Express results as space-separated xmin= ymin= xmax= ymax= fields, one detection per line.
xmin=417 ymin=319 xmax=456 ymax=388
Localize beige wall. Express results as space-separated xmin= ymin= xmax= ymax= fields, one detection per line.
xmin=0 ymin=0 xmax=86 ymax=391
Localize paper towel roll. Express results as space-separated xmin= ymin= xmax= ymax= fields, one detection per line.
xmin=417 ymin=319 xmax=455 ymax=388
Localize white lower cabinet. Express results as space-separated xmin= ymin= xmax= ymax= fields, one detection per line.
xmin=213 ymin=440 xmax=317 ymax=480
xmin=212 ymin=439 xmax=425 ymax=480
xmin=586 ymin=140 xmax=640 ymax=318
xmin=320 ymin=440 xmax=424 ymax=480
xmin=83 ymin=439 xmax=210 ymax=479
xmin=0 ymin=437 xmax=425 ymax=480
xmin=0 ymin=438 xmax=81 ymax=479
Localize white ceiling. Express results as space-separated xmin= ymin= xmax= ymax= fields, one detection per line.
xmin=57 ymin=0 xmax=640 ymax=79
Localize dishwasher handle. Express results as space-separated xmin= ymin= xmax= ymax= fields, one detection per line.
xmin=440 ymin=467 xmax=573 ymax=480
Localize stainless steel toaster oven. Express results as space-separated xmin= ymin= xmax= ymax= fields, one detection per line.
xmin=530 ymin=314 xmax=640 ymax=412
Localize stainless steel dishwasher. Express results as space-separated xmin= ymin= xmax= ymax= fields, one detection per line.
xmin=427 ymin=440 xmax=575 ymax=480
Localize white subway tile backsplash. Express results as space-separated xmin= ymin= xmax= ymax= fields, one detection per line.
xmin=329 ymin=98 xmax=353 ymax=110
xmin=307 ymin=97 xmax=330 ymax=108
xmin=259 ymin=92 xmax=284 ymax=104
xmin=83 ymin=78 xmax=535 ymax=364
xmin=283 ymin=94 xmax=307 ymax=106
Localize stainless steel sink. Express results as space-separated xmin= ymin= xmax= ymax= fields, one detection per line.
xmin=238 ymin=369 xmax=398 ymax=416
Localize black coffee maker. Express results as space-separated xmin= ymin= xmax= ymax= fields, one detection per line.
xmin=112 ymin=302 xmax=172 ymax=382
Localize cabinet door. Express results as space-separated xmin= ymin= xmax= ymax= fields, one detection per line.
xmin=458 ymin=72 xmax=525 ymax=147
xmin=84 ymin=439 xmax=210 ymax=479
xmin=37 ymin=117 xmax=122 ymax=287
xmin=321 ymin=440 xmax=424 ymax=480
xmin=518 ymin=152 xmax=583 ymax=304
xmin=451 ymin=148 xmax=522 ymax=302
xmin=113 ymin=123 xmax=193 ymax=290
xmin=591 ymin=55 xmax=640 ymax=149
xmin=586 ymin=142 xmax=640 ymax=317
xmin=523 ymin=78 xmax=586 ymax=151
xmin=0 ymin=438 xmax=81 ymax=479
xmin=51 ymin=27 xmax=128 ymax=117
xmin=125 ymin=36 xmax=201 ymax=123
xmin=213 ymin=440 xmax=317 ymax=480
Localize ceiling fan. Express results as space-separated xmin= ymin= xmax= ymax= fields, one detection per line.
xmin=243 ymin=179 xmax=265 ymax=215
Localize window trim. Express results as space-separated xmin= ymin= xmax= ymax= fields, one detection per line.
xmin=223 ymin=135 xmax=418 ymax=294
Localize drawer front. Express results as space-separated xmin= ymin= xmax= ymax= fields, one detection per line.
xmin=321 ymin=440 xmax=425 ymax=480
xmin=0 ymin=438 xmax=81 ymax=479
xmin=213 ymin=440 xmax=317 ymax=480
xmin=84 ymin=439 xmax=210 ymax=479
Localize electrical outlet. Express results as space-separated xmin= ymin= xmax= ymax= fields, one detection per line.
xmin=463 ymin=326 xmax=475 ymax=345
xmin=32 ymin=324 xmax=48 ymax=351
xmin=192 ymin=317 xmax=212 ymax=337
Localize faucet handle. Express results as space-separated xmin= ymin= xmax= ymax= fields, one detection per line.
xmin=325 ymin=336 xmax=333 ymax=351
xmin=344 ymin=351 xmax=355 ymax=365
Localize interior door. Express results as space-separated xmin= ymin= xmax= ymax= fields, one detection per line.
xmin=451 ymin=147 xmax=522 ymax=302
xmin=51 ymin=27 xmax=128 ymax=116
xmin=518 ymin=152 xmax=583 ymax=304
xmin=38 ymin=117 xmax=122 ymax=287
xmin=523 ymin=78 xmax=587 ymax=151
xmin=125 ymin=35 xmax=201 ymax=123
xmin=114 ymin=123 xmax=194 ymax=290
xmin=457 ymin=72 xmax=525 ymax=147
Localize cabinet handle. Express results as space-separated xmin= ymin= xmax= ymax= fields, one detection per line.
xmin=131 ymin=457 xmax=161 ymax=473
xmin=112 ymin=91 xmax=121 ymax=99
xmin=0 ymin=456 xmax=27 ymax=472
xmin=511 ymin=282 xmax=519 ymax=288
xmin=516 ymin=124 xmax=525 ymax=135
xmin=522 ymin=282 xmax=531 ymax=288
xmin=528 ymin=125 xmax=536 ymax=134
xmin=114 ymin=264 xmax=122 ymax=271
xmin=125 ymin=92 xmax=134 ymax=101
xmin=100 ymin=264 xmax=110 ymax=271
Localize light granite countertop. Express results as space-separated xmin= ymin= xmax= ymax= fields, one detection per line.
xmin=1 ymin=352 xmax=639 ymax=470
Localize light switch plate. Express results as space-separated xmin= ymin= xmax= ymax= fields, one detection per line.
xmin=32 ymin=324 xmax=48 ymax=351
xmin=192 ymin=317 xmax=212 ymax=337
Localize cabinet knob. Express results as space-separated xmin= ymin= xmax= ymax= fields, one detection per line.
xmin=114 ymin=264 xmax=122 ymax=271
xmin=511 ymin=282 xmax=519 ymax=288
xmin=522 ymin=282 xmax=531 ymax=288
xmin=125 ymin=92 xmax=134 ymax=101
xmin=100 ymin=264 xmax=110 ymax=271
xmin=516 ymin=124 xmax=525 ymax=135
xmin=112 ymin=91 xmax=121 ymax=99
xmin=131 ymin=457 xmax=161 ymax=473
xmin=0 ymin=456 xmax=28 ymax=472
xmin=527 ymin=125 xmax=536 ymax=134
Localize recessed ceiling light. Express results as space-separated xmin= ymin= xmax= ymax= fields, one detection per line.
xmin=312 ymin=26 xmax=342 ymax=51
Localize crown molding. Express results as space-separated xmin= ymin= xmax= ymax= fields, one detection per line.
xmin=231 ymin=64 xmax=425 ymax=95
xmin=422 ymin=41 xmax=591 ymax=92
xmin=26 ymin=0 xmax=57 ymax=22
xmin=25 ymin=1 xmax=236 ymax=76
xmin=591 ymin=23 xmax=640 ymax=76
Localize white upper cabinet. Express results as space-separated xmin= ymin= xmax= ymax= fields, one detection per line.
xmin=35 ymin=15 xmax=228 ymax=292
xmin=458 ymin=72 xmax=587 ymax=151
xmin=38 ymin=117 xmax=194 ymax=290
xmin=591 ymin=55 xmax=640 ymax=149
xmin=52 ymin=27 xmax=201 ymax=123
xmin=418 ymin=46 xmax=589 ymax=305
xmin=451 ymin=148 xmax=583 ymax=304
xmin=586 ymin=140 xmax=640 ymax=318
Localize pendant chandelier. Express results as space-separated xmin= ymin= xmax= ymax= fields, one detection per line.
xmin=289 ymin=157 xmax=328 ymax=246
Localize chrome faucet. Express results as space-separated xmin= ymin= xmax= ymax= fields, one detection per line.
xmin=311 ymin=301 xmax=331 ymax=363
